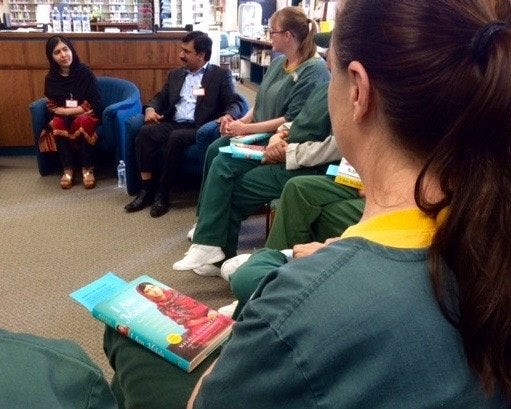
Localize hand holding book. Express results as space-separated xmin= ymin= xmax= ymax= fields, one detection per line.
xmin=262 ymin=138 xmax=287 ymax=164
xmin=218 ymin=132 xmax=272 ymax=161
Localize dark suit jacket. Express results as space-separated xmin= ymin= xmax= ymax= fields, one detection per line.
xmin=144 ymin=64 xmax=243 ymax=127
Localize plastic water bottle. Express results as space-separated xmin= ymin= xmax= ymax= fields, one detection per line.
xmin=51 ymin=6 xmax=61 ymax=33
xmin=81 ymin=7 xmax=91 ymax=33
xmin=72 ymin=7 xmax=82 ymax=32
xmin=117 ymin=160 xmax=127 ymax=189
xmin=61 ymin=7 xmax=72 ymax=33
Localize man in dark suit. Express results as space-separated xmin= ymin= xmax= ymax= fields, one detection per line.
xmin=125 ymin=31 xmax=245 ymax=217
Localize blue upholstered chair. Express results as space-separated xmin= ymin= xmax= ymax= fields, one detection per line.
xmin=30 ymin=76 xmax=142 ymax=176
xmin=124 ymin=93 xmax=249 ymax=195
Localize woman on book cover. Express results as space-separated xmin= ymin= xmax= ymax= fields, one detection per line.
xmin=39 ymin=35 xmax=103 ymax=190
xmin=136 ymin=283 xmax=231 ymax=360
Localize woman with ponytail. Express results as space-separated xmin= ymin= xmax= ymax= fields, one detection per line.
xmin=106 ymin=1 xmax=511 ymax=408
xmin=174 ymin=6 xmax=331 ymax=271
xmin=188 ymin=0 xmax=510 ymax=407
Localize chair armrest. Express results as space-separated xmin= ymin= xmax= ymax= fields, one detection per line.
xmin=103 ymin=97 xmax=140 ymax=121
xmin=30 ymin=98 xmax=59 ymax=176
xmin=125 ymin=113 xmax=145 ymax=139
xmin=29 ymin=98 xmax=50 ymax=144
xmin=124 ymin=113 xmax=145 ymax=195
xmin=101 ymin=99 xmax=140 ymax=139
xmin=195 ymin=120 xmax=221 ymax=171
xmin=114 ymin=102 xmax=143 ymax=160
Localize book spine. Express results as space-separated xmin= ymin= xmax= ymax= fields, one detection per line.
xmin=232 ymin=132 xmax=271 ymax=144
xmin=231 ymin=150 xmax=264 ymax=160
xmin=91 ymin=310 xmax=192 ymax=373
xmin=93 ymin=310 xmax=118 ymax=329
xmin=334 ymin=174 xmax=364 ymax=190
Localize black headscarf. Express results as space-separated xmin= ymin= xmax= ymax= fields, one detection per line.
xmin=44 ymin=35 xmax=103 ymax=116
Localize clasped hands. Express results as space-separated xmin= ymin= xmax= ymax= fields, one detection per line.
xmin=51 ymin=106 xmax=90 ymax=116
xmin=219 ymin=115 xmax=244 ymax=136
xmin=262 ymin=133 xmax=287 ymax=164
xmin=219 ymin=117 xmax=288 ymax=163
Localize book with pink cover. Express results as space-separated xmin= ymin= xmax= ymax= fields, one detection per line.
xmin=70 ymin=272 xmax=234 ymax=372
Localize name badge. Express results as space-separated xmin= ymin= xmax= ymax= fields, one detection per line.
xmin=192 ymin=88 xmax=205 ymax=96
xmin=65 ymin=99 xmax=78 ymax=108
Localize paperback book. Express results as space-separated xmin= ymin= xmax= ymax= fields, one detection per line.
xmin=326 ymin=158 xmax=364 ymax=190
xmin=218 ymin=132 xmax=271 ymax=161
xmin=229 ymin=132 xmax=271 ymax=144
xmin=70 ymin=272 xmax=234 ymax=372
xmin=229 ymin=142 xmax=266 ymax=160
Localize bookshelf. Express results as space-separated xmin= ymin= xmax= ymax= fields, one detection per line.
xmin=239 ymin=36 xmax=273 ymax=89
xmin=158 ymin=0 xmax=209 ymax=29
xmin=7 ymin=0 xmax=139 ymax=26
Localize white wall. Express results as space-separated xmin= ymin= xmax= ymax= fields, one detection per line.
xmin=276 ymin=0 xmax=290 ymax=11
xmin=222 ymin=0 xmax=237 ymax=31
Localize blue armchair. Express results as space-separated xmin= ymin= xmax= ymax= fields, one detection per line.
xmin=124 ymin=93 xmax=249 ymax=195
xmin=30 ymin=76 xmax=142 ymax=176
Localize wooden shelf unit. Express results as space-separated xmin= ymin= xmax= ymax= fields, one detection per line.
xmin=239 ymin=36 xmax=273 ymax=88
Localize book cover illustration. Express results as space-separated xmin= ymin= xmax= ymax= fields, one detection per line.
xmin=229 ymin=142 xmax=266 ymax=160
xmin=70 ymin=273 xmax=234 ymax=372
xmin=326 ymin=158 xmax=364 ymax=190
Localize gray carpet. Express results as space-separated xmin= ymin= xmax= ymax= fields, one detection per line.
xmin=0 ymin=155 xmax=265 ymax=380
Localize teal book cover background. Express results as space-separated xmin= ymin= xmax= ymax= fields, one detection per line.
xmin=71 ymin=273 xmax=233 ymax=372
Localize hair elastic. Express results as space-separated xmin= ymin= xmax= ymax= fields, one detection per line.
xmin=472 ymin=21 xmax=508 ymax=64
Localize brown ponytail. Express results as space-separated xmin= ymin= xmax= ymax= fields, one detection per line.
xmin=271 ymin=6 xmax=318 ymax=63
xmin=333 ymin=0 xmax=511 ymax=399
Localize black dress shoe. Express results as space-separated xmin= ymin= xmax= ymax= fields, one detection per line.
xmin=124 ymin=190 xmax=154 ymax=213
xmin=150 ymin=193 xmax=170 ymax=218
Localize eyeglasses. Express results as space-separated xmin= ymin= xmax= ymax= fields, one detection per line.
xmin=269 ymin=30 xmax=286 ymax=36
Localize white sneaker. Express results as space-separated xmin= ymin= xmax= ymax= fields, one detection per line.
xmin=220 ymin=254 xmax=252 ymax=281
xmin=187 ymin=223 xmax=196 ymax=241
xmin=193 ymin=263 xmax=221 ymax=277
xmin=218 ymin=300 xmax=239 ymax=318
xmin=173 ymin=244 xmax=225 ymax=271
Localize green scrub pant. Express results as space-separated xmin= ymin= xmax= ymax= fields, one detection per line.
xmin=195 ymin=136 xmax=229 ymax=217
xmin=103 ymin=326 xmax=217 ymax=409
xmin=193 ymin=144 xmax=325 ymax=259
xmin=230 ymin=175 xmax=365 ymax=317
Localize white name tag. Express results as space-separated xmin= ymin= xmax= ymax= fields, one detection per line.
xmin=192 ymin=88 xmax=205 ymax=96
xmin=65 ymin=99 xmax=78 ymax=108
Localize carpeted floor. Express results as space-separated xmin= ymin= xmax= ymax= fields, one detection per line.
xmin=0 ymin=155 xmax=265 ymax=380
